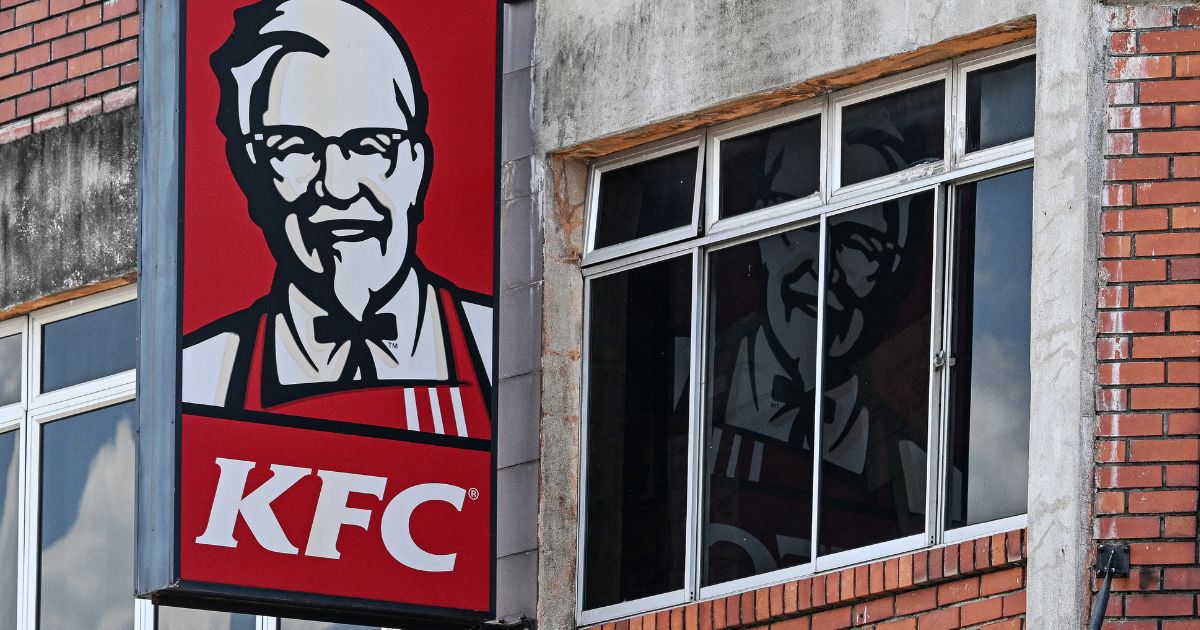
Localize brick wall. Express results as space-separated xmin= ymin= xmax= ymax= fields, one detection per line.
xmin=1099 ymin=4 xmax=1200 ymax=628
xmin=0 ymin=0 xmax=137 ymax=144
xmin=589 ymin=531 xmax=1026 ymax=630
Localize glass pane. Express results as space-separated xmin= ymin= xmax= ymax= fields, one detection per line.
xmin=281 ymin=620 xmax=379 ymax=630
xmin=966 ymin=57 xmax=1036 ymax=152
xmin=0 ymin=431 xmax=17 ymax=629
xmin=818 ymin=190 xmax=935 ymax=555
xmin=39 ymin=401 xmax=136 ymax=630
xmin=841 ymin=81 xmax=945 ymax=187
xmin=159 ymin=607 xmax=257 ymax=630
xmin=583 ymin=256 xmax=692 ymax=609
xmin=946 ymin=169 xmax=1033 ymax=529
xmin=704 ymin=224 xmax=820 ymax=586
xmin=0 ymin=334 xmax=20 ymax=406
xmin=594 ymin=149 xmax=698 ymax=248
xmin=719 ymin=116 xmax=821 ymax=219
xmin=41 ymin=299 xmax=137 ymax=393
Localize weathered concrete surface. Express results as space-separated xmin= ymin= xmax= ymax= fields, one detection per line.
xmin=1025 ymin=1 xmax=1105 ymax=628
xmin=533 ymin=0 xmax=1037 ymax=153
xmin=0 ymin=107 xmax=139 ymax=312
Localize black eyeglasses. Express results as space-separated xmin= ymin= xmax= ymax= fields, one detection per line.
xmin=247 ymin=125 xmax=423 ymax=167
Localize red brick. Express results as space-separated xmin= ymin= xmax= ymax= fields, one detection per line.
xmin=118 ymin=60 xmax=137 ymax=84
xmin=897 ymin=556 xmax=912 ymax=589
xmin=1097 ymin=464 xmax=1163 ymax=489
xmin=1180 ymin=55 xmax=1200 ymax=78
xmin=854 ymin=566 xmax=868 ymax=598
xmin=1103 ymin=208 xmax=1170 ymax=232
xmin=1002 ymin=591 xmax=1026 ymax=616
xmin=0 ymin=52 xmax=12 ymax=78
xmin=699 ymin=601 xmax=712 ymax=630
xmin=0 ymin=99 xmax=14 ymax=124
xmin=1107 ymin=156 xmax=1170 ymax=179
xmin=1103 ymin=259 xmax=1168 ymax=283
xmin=84 ymin=20 xmax=119 ymax=49
xmin=1130 ymin=542 xmax=1197 ymax=566
xmin=1169 ymin=362 xmax=1200 ymax=383
xmin=1097 ymin=490 xmax=1126 ymax=514
xmin=884 ymin=559 xmax=899 ymax=591
xmin=928 ymin=547 xmax=944 ymax=580
xmin=759 ymin=586 xmax=773 ymax=621
xmin=958 ymin=540 xmax=974 ymax=574
xmin=852 ymin=597 xmax=893 ymax=625
xmin=1110 ymin=6 xmax=1175 ymax=30
xmin=1183 ymin=6 xmax=1200 ymax=26
xmin=1129 ymin=437 xmax=1199 ymax=461
xmin=686 ymin=603 xmax=699 ymax=630
xmin=66 ymin=49 xmax=100 ymax=78
xmin=773 ymin=618 xmax=810 ymax=630
xmin=1135 ymin=284 xmax=1200 ymax=308
xmin=1126 ymin=593 xmax=1194 ymax=616
xmin=13 ymin=42 xmax=49 ymax=72
xmin=937 ymin=578 xmax=979 ymax=605
xmin=825 ymin=572 xmax=839 ymax=605
xmin=119 ymin=14 xmax=138 ymax=39
xmin=1175 ymin=155 xmax=1200 ymax=178
xmin=810 ymin=606 xmax=851 ymax=630
xmin=1140 ymin=130 xmax=1200 ymax=154
xmin=1111 ymin=32 xmax=1137 ymax=55
xmin=15 ymin=88 xmax=48 ymax=116
xmin=981 ymin=567 xmax=1023 ymax=595
xmin=1178 ymin=105 xmax=1200 ymax=127
xmin=1164 ymin=568 xmax=1200 ymax=590
xmin=1130 ymin=490 xmax=1199 ymax=513
xmin=1166 ymin=464 xmax=1199 ymax=486
xmin=1107 ymin=131 xmax=1134 ymax=155
xmin=1100 ymin=337 xmax=1131 ymax=360
xmin=895 ymin=587 xmax=936 ymax=616
xmin=30 ymin=60 xmax=64 ymax=88
xmin=102 ymin=0 xmax=136 ymax=20
xmin=1110 ymin=82 xmax=1137 ymax=106
xmin=916 ymin=607 xmax=958 ymax=630
xmin=65 ymin=4 xmax=100 ymax=32
xmin=1109 ymin=56 xmax=1173 ymax=80
xmin=0 ymin=71 xmax=30 ymax=100
xmin=1097 ymin=440 xmax=1127 ymax=463
xmin=874 ymin=619 xmax=915 ymax=630
xmin=1100 ymin=413 xmax=1165 ymax=437
xmin=1100 ymin=285 xmax=1131 ymax=308
xmin=0 ymin=8 xmax=12 ymax=31
xmin=33 ymin=15 xmax=66 ymax=42
xmin=1137 ymin=233 xmax=1200 ymax=256
xmin=51 ymin=32 xmax=84 ymax=59
xmin=1142 ymin=31 xmax=1200 ymax=54
xmin=84 ymin=66 xmax=118 ymax=95
xmin=912 ymin=551 xmax=928 ymax=585
xmin=1101 ymin=235 xmax=1133 ymax=259
xmin=975 ymin=537 xmax=990 ymax=569
xmin=1175 ymin=259 xmax=1200 ymax=281
xmin=1165 ymin=515 xmax=1197 ymax=537
xmin=740 ymin=592 xmax=754 ymax=625
xmin=48 ymin=76 xmax=81 ymax=106
xmin=960 ymin=597 xmax=1003 ymax=626
xmin=1106 ymin=183 xmax=1134 ymax=207
xmin=14 ymin=0 xmax=48 ymax=25
xmin=0 ymin=25 xmax=32 ymax=54
xmin=1097 ymin=515 xmax=1162 ymax=539
xmin=1137 ymin=181 xmax=1200 ymax=206
xmin=1173 ymin=310 xmax=1200 ymax=331
xmin=1142 ymin=79 xmax=1200 ymax=104
xmin=1135 ymin=335 xmax=1200 ymax=358
xmin=1163 ymin=621 xmax=1200 ymax=630
xmin=1169 ymin=412 xmax=1200 ymax=435
xmin=1098 ymin=387 xmax=1128 ymax=412
xmin=1131 ymin=388 xmax=1200 ymax=411
xmin=101 ymin=38 xmax=136 ymax=67
xmin=979 ymin=620 xmax=1021 ymax=630
xmin=48 ymin=0 xmax=83 ymax=16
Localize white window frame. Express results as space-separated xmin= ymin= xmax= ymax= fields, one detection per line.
xmin=577 ymin=44 xmax=1037 ymax=624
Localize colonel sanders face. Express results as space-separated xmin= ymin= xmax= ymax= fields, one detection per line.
xmin=214 ymin=0 xmax=432 ymax=320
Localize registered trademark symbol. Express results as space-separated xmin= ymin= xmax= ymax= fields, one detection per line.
xmin=468 ymin=488 xmax=480 ymax=501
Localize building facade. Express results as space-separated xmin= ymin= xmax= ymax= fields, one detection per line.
xmin=0 ymin=1 xmax=1197 ymax=629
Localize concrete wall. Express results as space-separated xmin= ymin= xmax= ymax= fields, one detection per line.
xmin=531 ymin=1 xmax=1104 ymax=628
xmin=0 ymin=106 xmax=139 ymax=311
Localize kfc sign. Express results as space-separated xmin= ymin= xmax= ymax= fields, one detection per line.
xmin=137 ymin=0 xmax=499 ymax=624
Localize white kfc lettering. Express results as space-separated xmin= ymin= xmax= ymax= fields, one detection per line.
xmin=195 ymin=459 xmax=469 ymax=572
xmin=196 ymin=458 xmax=311 ymax=554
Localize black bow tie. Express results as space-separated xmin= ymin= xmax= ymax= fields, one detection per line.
xmin=311 ymin=311 xmax=399 ymax=381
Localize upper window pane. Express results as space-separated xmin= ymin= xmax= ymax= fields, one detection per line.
xmin=39 ymin=401 xmax=136 ymax=630
xmin=946 ymin=168 xmax=1033 ymax=529
xmin=281 ymin=620 xmax=379 ymax=630
xmin=704 ymin=224 xmax=820 ymax=586
xmin=966 ymin=56 xmax=1036 ymax=153
xmin=719 ymin=117 xmax=821 ymax=219
xmin=41 ymin=299 xmax=137 ymax=393
xmin=0 ymin=430 xmax=17 ymax=629
xmin=819 ymin=190 xmax=935 ymax=555
xmin=594 ymin=149 xmax=699 ymax=249
xmin=0 ymin=333 xmax=20 ymax=406
xmin=841 ymin=81 xmax=945 ymax=187
xmin=159 ymin=607 xmax=257 ymax=630
xmin=583 ymin=256 xmax=692 ymax=609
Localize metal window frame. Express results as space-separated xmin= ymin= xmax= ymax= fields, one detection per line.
xmin=952 ymin=42 xmax=1037 ymax=170
xmin=583 ymin=131 xmax=707 ymax=266
xmin=576 ymin=248 xmax=701 ymax=626
xmin=703 ymin=99 xmax=827 ymax=235
xmin=577 ymin=48 xmax=1037 ymax=624
xmin=0 ymin=317 xmax=28 ymax=428
xmin=830 ymin=63 xmax=954 ymax=199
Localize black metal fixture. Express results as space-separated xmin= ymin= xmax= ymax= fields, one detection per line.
xmin=1087 ymin=544 xmax=1130 ymax=630
xmin=478 ymin=616 xmax=535 ymax=630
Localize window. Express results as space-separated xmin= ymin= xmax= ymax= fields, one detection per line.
xmin=0 ymin=288 xmax=394 ymax=630
xmin=578 ymin=44 xmax=1035 ymax=623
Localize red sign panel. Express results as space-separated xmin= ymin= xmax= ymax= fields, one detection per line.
xmin=171 ymin=0 xmax=498 ymax=621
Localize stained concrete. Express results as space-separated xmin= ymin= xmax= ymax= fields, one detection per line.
xmin=531 ymin=1 xmax=1101 ymax=628
xmin=0 ymin=107 xmax=139 ymax=311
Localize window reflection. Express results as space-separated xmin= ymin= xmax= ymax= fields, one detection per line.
xmin=0 ymin=334 xmax=20 ymax=406
xmin=0 ymin=431 xmax=17 ymax=628
xmin=819 ymin=191 xmax=935 ymax=554
xmin=41 ymin=299 xmax=137 ymax=393
xmin=39 ymin=402 xmax=136 ymax=630
xmin=946 ymin=169 xmax=1033 ymax=528
xmin=966 ymin=57 xmax=1036 ymax=152
xmin=159 ymin=607 xmax=258 ymax=630
xmin=841 ymin=82 xmax=945 ymax=187
xmin=583 ymin=256 xmax=692 ymax=608
xmin=719 ymin=117 xmax=821 ymax=219
xmin=704 ymin=225 xmax=819 ymax=585
xmin=595 ymin=149 xmax=698 ymax=248
xmin=281 ymin=620 xmax=380 ymax=630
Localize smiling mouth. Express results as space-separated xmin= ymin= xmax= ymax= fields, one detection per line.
xmin=313 ymin=219 xmax=385 ymax=243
